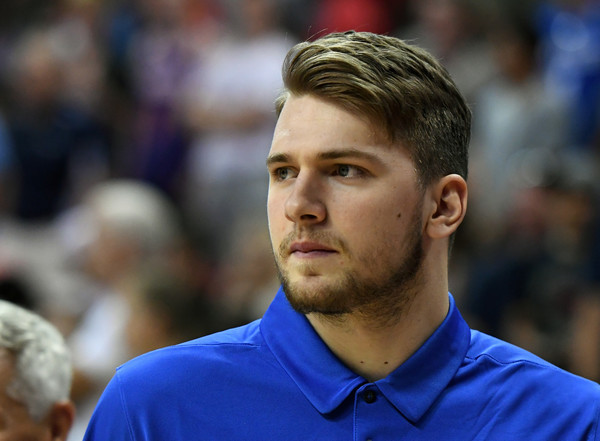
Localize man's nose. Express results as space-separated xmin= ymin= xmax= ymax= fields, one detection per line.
xmin=284 ymin=171 xmax=327 ymax=225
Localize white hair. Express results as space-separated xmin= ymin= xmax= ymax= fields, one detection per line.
xmin=86 ymin=179 xmax=181 ymax=254
xmin=0 ymin=301 xmax=72 ymax=421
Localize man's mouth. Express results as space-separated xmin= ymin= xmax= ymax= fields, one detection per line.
xmin=289 ymin=241 xmax=337 ymax=257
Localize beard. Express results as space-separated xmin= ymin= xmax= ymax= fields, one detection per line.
xmin=273 ymin=207 xmax=425 ymax=325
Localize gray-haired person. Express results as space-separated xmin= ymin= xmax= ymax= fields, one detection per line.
xmin=0 ymin=300 xmax=75 ymax=440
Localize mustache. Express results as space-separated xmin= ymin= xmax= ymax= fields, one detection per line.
xmin=278 ymin=230 xmax=348 ymax=257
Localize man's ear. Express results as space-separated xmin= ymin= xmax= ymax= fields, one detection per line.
xmin=48 ymin=400 xmax=76 ymax=441
xmin=426 ymin=174 xmax=468 ymax=239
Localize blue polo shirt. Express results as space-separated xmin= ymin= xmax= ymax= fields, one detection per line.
xmin=84 ymin=288 xmax=600 ymax=440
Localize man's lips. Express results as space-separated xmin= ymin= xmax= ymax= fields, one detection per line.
xmin=289 ymin=241 xmax=337 ymax=255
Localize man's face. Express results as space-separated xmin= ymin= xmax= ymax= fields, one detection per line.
xmin=0 ymin=351 xmax=49 ymax=441
xmin=267 ymin=94 xmax=426 ymax=319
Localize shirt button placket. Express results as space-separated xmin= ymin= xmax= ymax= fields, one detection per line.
xmin=355 ymin=384 xmax=415 ymax=440
xmin=356 ymin=386 xmax=379 ymax=441
xmin=364 ymin=390 xmax=376 ymax=404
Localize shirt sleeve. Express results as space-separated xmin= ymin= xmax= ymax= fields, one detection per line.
xmin=595 ymin=396 xmax=600 ymax=441
xmin=82 ymin=371 xmax=135 ymax=441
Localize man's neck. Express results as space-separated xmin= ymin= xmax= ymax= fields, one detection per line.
xmin=306 ymin=290 xmax=449 ymax=382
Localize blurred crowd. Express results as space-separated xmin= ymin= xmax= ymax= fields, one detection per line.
xmin=0 ymin=0 xmax=598 ymax=438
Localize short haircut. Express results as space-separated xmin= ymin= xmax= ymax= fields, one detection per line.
xmin=0 ymin=301 xmax=72 ymax=421
xmin=275 ymin=31 xmax=471 ymax=188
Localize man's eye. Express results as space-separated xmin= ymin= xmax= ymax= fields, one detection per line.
xmin=274 ymin=167 xmax=293 ymax=180
xmin=334 ymin=164 xmax=363 ymax=178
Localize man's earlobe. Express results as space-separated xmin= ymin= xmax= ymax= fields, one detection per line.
xmin=427 ymin=174 xmax=468 ymax=239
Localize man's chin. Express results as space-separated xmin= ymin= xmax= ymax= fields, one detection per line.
xmin=282 ymin=272 xmax=339 ymax=295
xmin=280 ymin=275 xmax=354 ymax=315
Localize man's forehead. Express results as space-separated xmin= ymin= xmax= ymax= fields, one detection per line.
xmin=274 ymin=94 xmax=395 ymax=144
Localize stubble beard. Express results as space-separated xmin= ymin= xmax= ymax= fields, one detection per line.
xmin=273 ymin=210 xmax=425 ymax=327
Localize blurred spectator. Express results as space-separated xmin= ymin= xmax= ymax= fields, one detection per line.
xmin=535 ymin=0 xmax=600 ymax=149
xmin=180 ymin=0 xmax=293 ymax=260
xmin=3 ymin=26 xmax=110 ymax=222
xmin=468 ymin=12 xmax=570 ymax=242
xmin=115 ymin=0 xmax=223 ymax=199
xmin=0 ymin=299 xmax=75 ymax=440
xmin=398 ymin=0 xmax=496 ymax=103
xmin=215 ymin=214 xmax=279 ymax=323
xmin=64 ymin=179 xmax=186 ymax=441
xmin=0 ymin=217 xmax=86 ymax=330
xmin=311 ymin=0 xmax=397 ymax=36
xmin=122 ymin=263 xmax=218 ymax=357
xmin=464 ymin=152 xmax=600 ymax=369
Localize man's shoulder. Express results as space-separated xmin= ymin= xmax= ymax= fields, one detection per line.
xmin=438 ymin=330 xmax=600 ymax=438
xmin=116 ymin=319 xmax=269 ymax=383
xmin=467 ymin=329 xmax=554 ymax=366
xmin=465 ymin=329 xmax=600 ymax=398
xmin=83 ymin=318 xmax=296 ymax=439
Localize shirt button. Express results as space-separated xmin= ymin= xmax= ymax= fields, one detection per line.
xmin=363 ymin=390 xmax=376 ymax=404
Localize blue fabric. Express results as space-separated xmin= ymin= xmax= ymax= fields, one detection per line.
xmin=84 ymin=288 xmax=600 ymax=440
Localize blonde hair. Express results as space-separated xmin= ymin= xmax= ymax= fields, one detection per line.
xmin=276 ymin=31 xmax=471 ymax=187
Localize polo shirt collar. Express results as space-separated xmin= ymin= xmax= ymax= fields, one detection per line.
xmin=377 ymin=293 xmax=471 ymax=422
xmin=260 ymin=287 xmax=471 ymax=422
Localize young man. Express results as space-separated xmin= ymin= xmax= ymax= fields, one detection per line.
xmin=0 ymin=300 xmax=75 ymax=440
xmin=84 ymin=31 xmax=600 ymax=440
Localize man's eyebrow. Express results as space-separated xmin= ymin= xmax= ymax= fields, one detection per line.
xmin=266 ymin=148 xmax=385 ymax=166
xmin=317 ymin=148 xmax=384 ymax=164
xmin=266 ymin=153 xmax=290 ymax=167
